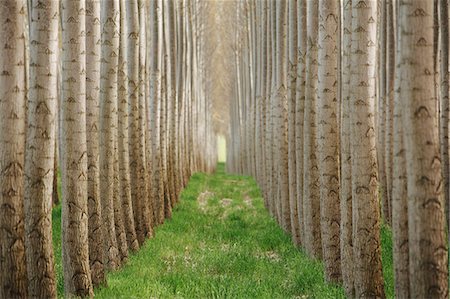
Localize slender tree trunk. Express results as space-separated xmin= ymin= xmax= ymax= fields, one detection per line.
xmin=350 ymin=0 xmax=385 ymax=297
xmin=60 ymin=0 xmax=93 ymax=296
xmin=99 ymin=0 xmax=120 ymax=270
xmin=0 ymin=1 xmax=28 ymax=297
xmin=317 ymin=0 xmax=341 ymax=283
xmin=295 ymin=0 xmax=306 ymax=247
xmin=127 ymin=0 xmax=146 ymax=244
xmin=275 ymin=0 xmax=291 ymax=233
xmin=118 ymin=0 xmax=139 ymax=252
xmin=340 ymin=1 xmax=354 ymax=296
xmin=440 ymin=0 xmax=450 ymax=229
xmin=392 ymin=18 xmax=409 ymax=295
xmin=303 ymin=0 xmax=322 ymax=259
xmin=399 ymin=0 xmax=449 ymax=297
xmin=138 ymin=0 xmax=152 ymax=238
xmin=85 ymin=0 xmax=105 ymax=287
xmin=287 ymin=0 xmax=300 ymax=246
xmin=24 ymin=0 xmax=58 ymax=297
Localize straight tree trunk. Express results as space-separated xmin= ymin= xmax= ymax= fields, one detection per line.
xmin=350 ymin=0 xmax=385 ymax=297
xmin=0 ymin=1 xmax=28 ymax=297
xmin=85 ymin=0 xmax=106 ymax=287
xmin=118 ymin=0 xmax=139 ymax=252
xmin=317 ymin=0 xmax=341 ymax=283
xmin=60 ymin=0 xmax=93 ymax=296
xmin=99 ymin=0 xmax=120 ymax=270
xmin=392 ymin=21 xmax=409 ymax=295
xmin=399 ymin=0 xmax=449 ymax=297
xmin=275 ymin=0 xmax=291 ymax=234
xmin=303 ymin=0 xmax=322 ymax=259
xmin=440 ymin=0 xmax=450 ymax=229
xmin=24 ymin=0 xmax=58 ymax=297
xmin=340 ymin=1 xmax=354 ymax=296
xmin=127 ymin=0 xmax=146 ymax=244
xmin=287 ymin=0 xmax=300 ymax=246
xmin=295 ymin=0 xmax=307 ymax=247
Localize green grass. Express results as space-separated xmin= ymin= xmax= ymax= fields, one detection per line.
xmin=52 ymin=163 xmax=395 ymax=298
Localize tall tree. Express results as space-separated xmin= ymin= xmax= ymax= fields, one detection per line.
xmin=303 ymin=0 xmax=322 ymax=259
xmin=118 ymin=0 xmax=139 ymax=252
xmin=317 ymin=0 xmax=341 ymax=283
xmin=275 ymin=0 xmax=291 ymax=233
xmin=340 ymin=0 xmax=354 ymax=296
xmin=24 ymin=0 xmax=58 ymax=297
xmin=60 ymin=0 xmax=93 ymax=296
xmin=350 ymin=0 xmax=384 ymax=296
xmin=0 ymin=1 xmax=28 ymax=297
xmin=99 ymin=0 xmax=120 ymax=270
xmin=399 ymin=0 xmax=449 ymax=297
xmin=127 ymin=0 xmax=147 ymax=244
xmin=295 ymin=0 xmax=307 ymax=246
xmin=85 ymin=0 xmax=105 ymax=287
xmin=287 ymin=0 xmax=300 ymax=246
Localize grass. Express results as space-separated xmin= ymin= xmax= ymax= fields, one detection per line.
xmin=52 ymin=163 xmax=395 ymax=298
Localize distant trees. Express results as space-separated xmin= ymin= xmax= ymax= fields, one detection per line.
xmin=229 ymin=0 xmax=450 ymax=298
xmin=1 ymin=0 xmax=217 ymax=297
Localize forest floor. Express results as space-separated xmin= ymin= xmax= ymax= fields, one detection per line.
xmin=52 ymin=163 xmax=394 ymax=298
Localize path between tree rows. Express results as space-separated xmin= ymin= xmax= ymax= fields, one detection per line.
xmin=53 ymin=164 xmax=346 ymax=298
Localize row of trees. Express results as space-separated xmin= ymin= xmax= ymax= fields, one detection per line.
xmin=0 ymin=0 xmax=216 ymax=297
xmin=228 ymin=0 xmax=449 ymax=298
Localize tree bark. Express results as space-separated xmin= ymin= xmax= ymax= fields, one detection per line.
xmin=85 ymin=0 xmax=106 ymax=287
xmin=317 ymin=0 xmax=341 ymax=283
xmin=399 ymin=0 xmax=449 ymax=297
xmin=60 ymin=0 xmax=93 ymax=295
xmin=0 ymin=1 xmax=28 ymax=297
xmin=24 ymin=0 xmax=58 ymax=297
xmin=350 ymin=0 xmax=385 ymax=297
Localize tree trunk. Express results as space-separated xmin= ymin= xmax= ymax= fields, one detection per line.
xmin=24 ymin=0 xmax=58 ymax=297
xmin=340 ymin=0 xmax=354 ymax=296
xmin=0 ymin=1 xmax=28 ymax=297
xmin=99 ymin=0 xmax=120 ymax=270
xmin=295 ymin=0 xmax=306 ymax=247
xmin=287 ymin=0 xmax=300 ymax=246
xmin=303 ymin=0 xmax=322 ymax=259
xmin=399 ymin=0 xmax=449 ymax=297
xmin=85 ymin=0 xmax=106 ymax=287
xmin=118 ymin=0 xmax=139 ymax=252
xmin=60 ymin=0 xmax=93 ymax=296
xmin=317 ymin=0 xmax=341 ymax=283
xmin=350 ymin=0 xmax=385 ymax=297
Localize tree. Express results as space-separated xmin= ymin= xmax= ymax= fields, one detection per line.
xmin=287 ymin=0 xmax=300 ymax=246
xmin=118 ymin=0 xmax=139 ymax=252
xmin=99 ymin=0 xmax=120 ymax=270
xmin=24 ymin=0 xmax=58 ymax=297
xmin=0 ymin=1 xmax=28 ymax=297
xmin=303 ymin=0 xmax=322 ymax=259
xmin=85 ymin=0 xmax=106 ymax=287
xmin=350 ymin=0 xmax=384 ymax=296
xmin=317 ymin=0 xmax=341 ymax=283
xmin=60 ymin=0 xmax=93 ymax=296
xmin=399 ymin=0 xmax=449 ymax=296
xmin=295 ymin=0 xmax=307 ymax=247
xmin=340 ymin=0 xmax=354 ymax=296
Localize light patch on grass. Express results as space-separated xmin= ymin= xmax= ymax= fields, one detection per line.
xmin=197 ymin=190 xmax=214 ymax=212
xmin=220 ymin=198 xmax=233 ymax=207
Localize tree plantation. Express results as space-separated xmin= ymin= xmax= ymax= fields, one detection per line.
xmin=228 ymin=0 xmax=450 ymax=298
xmin=0 ymin=0 xmax=449 ymax=299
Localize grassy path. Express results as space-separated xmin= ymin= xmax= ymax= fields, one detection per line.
xmin=91 ymin=163 xmax=345 ymax=298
